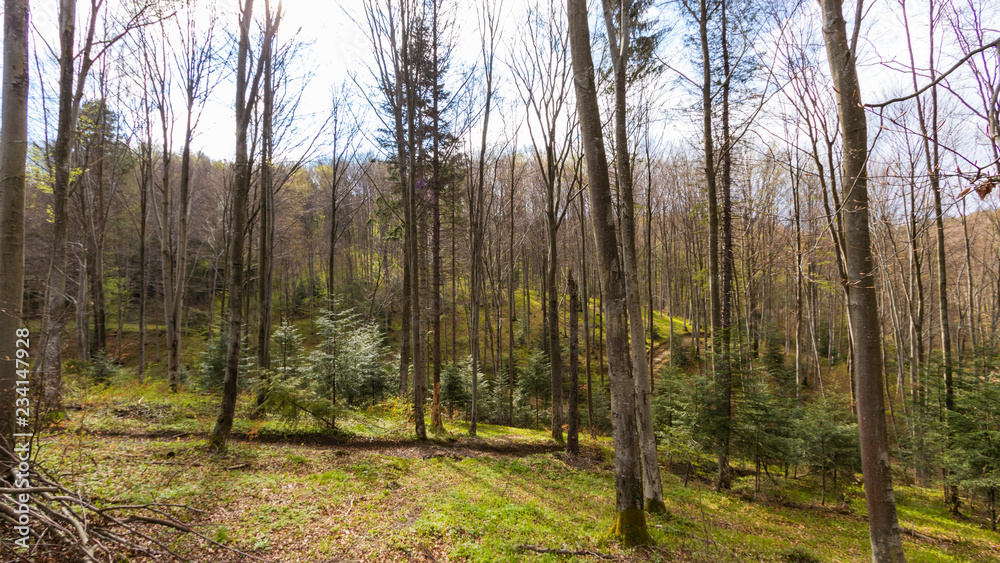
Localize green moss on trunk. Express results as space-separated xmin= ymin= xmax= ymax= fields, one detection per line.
xmin=608 ymin=507 xmax=653 ymax=547
xmin=645 ymin=498 xmax=667 ymax=514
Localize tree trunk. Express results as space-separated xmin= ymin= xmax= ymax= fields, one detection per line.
xmin=717 ymin=0 xmax=735 ymax=492
xmin=254 ymin=44 xmax=275 ymax=411
xmin=400 ymin=255 xmax=411 ymax=396
xmin=37 ymin=0 xmax=79 ymax=409
xmin=567 ymin=270 xmax=580 ymax=454
xmin=137 ymin=138 xmax=149 ymax=381
xmin=819 ymin=0 xmax=906 ymax=559
xmin=88 ymin=140 xmax=107 ymax=357
xmin=567 ymin=0 xmax=650 ymax=545
xmin=401 ymin=0 xmax=426 ymax=441
xmin=547 ymin=202 xmax=562 ymax=441
xmin=0 ymin=0 xmax=29 ymax=442
xmin=901 ymin=0 xmax=954 ymax=508
xmin=579 ymin=194 xmax=594 ymax=432
xmin=601 ymin=0 xmax=664 ymax=509
xmin=210 ymin=0 xmax=280 ymax=450
xmin=509 ymin=149 xmax=517 ymax=426
xmin=76 ymin=256 xmax=89 ymax=361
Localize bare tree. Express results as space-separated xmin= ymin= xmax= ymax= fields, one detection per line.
xmin=35 ymin=0 xmax=151 ymax=407
xmin=209 ymin=0 xmax=281 ymax=450
xmin=600 ymin=0 xmax=665 ymax=510
xmin=359 ymin=0 xmax=424 ymax=436
xmin=818 ymin=0 xmax=906 ymax=559
xmin=567 ymin=0 xmax=650 ymax=545
xmin=142 ymin=2 xmax=219 ymax=391
xmin=509 ymin=0 xmax=576 ymax=442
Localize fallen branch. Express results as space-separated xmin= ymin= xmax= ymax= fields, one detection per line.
xmin=517 ymin=544 xmax=624 ymax=560
xmin=0 ymin=486 xmax=60 ymax=494
xmin=901 ymin=526 xmax=951 ymax=544
xmin=419 ymin=543 xmax=438 ymax=562
xmin=1 ymin=444 xmax=268 ymax=562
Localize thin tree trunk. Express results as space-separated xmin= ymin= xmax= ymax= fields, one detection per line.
xmin=567 ymin=270 xmax=580 ymax=454
xmin=254 ymin=44 xmax=275 ymax=410
xmin=430 ymin=0 xmax=443 ymax=432
xmin=509 ymin=149 xmax=517 ymax=426
xmin=76 ymin=256 xmax=89 ymax=361
xmin=578 ymin=192 xmax=593 ymax=432
xmin=401 ymin=0 xmax=426 ymax=441
xmin=717 ymin=0 xmax=734 ymax=491
xmin=547 ymin=201 xmax=562 ymax=441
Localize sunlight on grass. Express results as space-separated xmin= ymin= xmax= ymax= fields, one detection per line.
xmin=40 ymin=376 xmax=1000 ymax=562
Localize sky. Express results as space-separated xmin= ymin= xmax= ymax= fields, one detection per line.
xmin=6 ymin=0 xmax=1000 ymax=169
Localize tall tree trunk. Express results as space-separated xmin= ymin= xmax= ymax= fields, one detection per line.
xmin=76 ymin=256 xmax=89 ymax=361
xmin=209 ymin=0 xmax=280 ymax=450
xmin=137 ymin=138 xmax=149 ymax=381
xmin=567 ymin=0 xmax=650 ymax=545
xmin=88 ymin=136 xmax=107 ymax=357
xmin=400 ymin=257 xmax=411 ymax=396
xmin=546 ymin=195 xmax=562 ymax=441
xmin=469 ymin=16 xmax=497 ymax=436
xmin=430 ymin=0 xmax=443 ymax=432
xmin=401 ymin=0 xmax=426 ymax=441
xmin=790 ymin=148 xmax=804 ymax=406
xmin=509 ymin=149 xmax=517 ymax=426
xmin=901 ymin=0 xmax=952 ymax=506
xmin=819 ymin=0 xmax=906 ymax=559
xmin=579 ymin=193 xmax=594 ymax=432
xmin=601 ymin=0 xmax=664 ymax=510
xmin=37 ymin=0 xmax=80 ymax=409
xmin=254 ymin=44 xmax=275 ymax=410
xmin=0 ymin=0 xmax=29 ymax=441
xmin=717 ymin=0 xmax=735 ymax=492
xmin=567 ymin=270 xmax=580 ymax=454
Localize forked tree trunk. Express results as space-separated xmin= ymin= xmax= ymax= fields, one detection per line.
xmin=600 ymin=0 xmax=664 ymax=511
xmin=567 ymin=0 xmax=650 ymax=546
xmin=37 ymin=0 xmax=80 ymax=409
xmin=819 ymin=0 xmax=906 ymax=560
xmin=210 ymin=0 xmax=280 ymax=450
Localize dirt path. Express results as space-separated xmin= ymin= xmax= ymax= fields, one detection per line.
xmin=650 ymin=338 xmax=672 ymax=376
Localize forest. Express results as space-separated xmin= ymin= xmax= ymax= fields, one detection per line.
xmin=1 ymin=0 xmax=1000 ymax=560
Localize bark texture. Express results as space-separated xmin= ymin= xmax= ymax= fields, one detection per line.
xmin=567 ymin=0 xmax=649 ymax=545
xmin=209 ymin=0 xmax=280 ymax=450
xmin=601 ymin=0 xmax=664 ymax=509
xmin=819 ymin=0 xmax=906 ymax=560
xmin=0 ymin=0 xmax=29 ymax=441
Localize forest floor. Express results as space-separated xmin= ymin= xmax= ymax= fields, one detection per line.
xmin=12 ymin=374 xmax=1000 ymax=562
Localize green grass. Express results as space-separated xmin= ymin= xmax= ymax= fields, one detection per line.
xmin=31 ymin=375 xmax=1000 ymax=562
